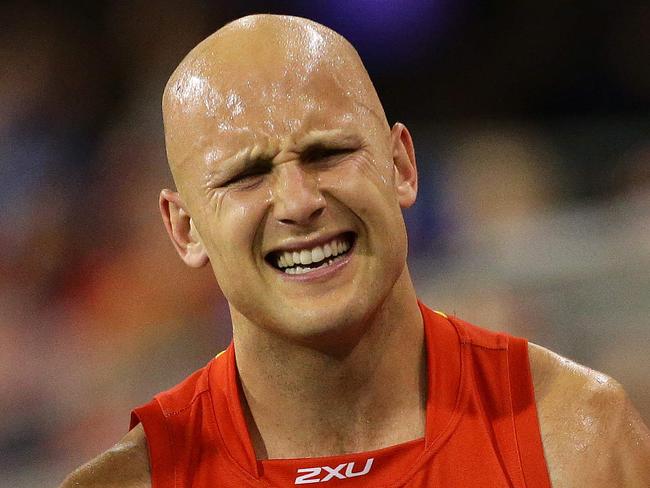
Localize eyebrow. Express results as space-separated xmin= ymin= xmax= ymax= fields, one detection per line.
xmin=206 ymin=128 xmax=363 ymax=185
xmin=294 ymin=129 xmax=363 ymax=153
xmin=203 ymin=147 xmax=267 ymax=187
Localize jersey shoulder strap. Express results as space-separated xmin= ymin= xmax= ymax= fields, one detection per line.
xmin=448 ymin=315 xmax=552 ymax=488
xmin=130 ymin=358 xmax=215 ymax=487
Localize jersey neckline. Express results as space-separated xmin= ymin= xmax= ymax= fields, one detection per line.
xmin=207 ymin=301 xmax=470 ymax=485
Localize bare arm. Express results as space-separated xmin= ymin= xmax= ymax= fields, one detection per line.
xmin=59 ymin=423 xmax=151 ymax=488
xmin=529 ymin=343 xmax=650 ymax=487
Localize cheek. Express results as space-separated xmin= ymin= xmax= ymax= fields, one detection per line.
xmin=202 ymin=187 xmax=272 ymax=261
xmin=351 ymin=153 xmax=394 ymax=192
xmin=319 ymin=159 xmax=406 ymax=260
xmin=322 ymin=156 xmax=397 ymax=211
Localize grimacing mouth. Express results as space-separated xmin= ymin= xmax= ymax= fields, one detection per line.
xmin=264 ymin=232 xmax=357 ymax=275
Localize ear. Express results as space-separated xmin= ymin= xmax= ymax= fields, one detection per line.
xmin=390 ymin=123 xmax=418 ymax=208
xmin=159 ymin=189 xmax=209 ymax=268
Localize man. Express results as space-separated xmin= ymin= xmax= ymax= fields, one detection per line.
xmin=61 ymin=14 xmax=650 ymax=487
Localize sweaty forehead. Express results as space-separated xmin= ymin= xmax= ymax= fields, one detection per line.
xmin=162 ymin=15 xmax=386 ymax=171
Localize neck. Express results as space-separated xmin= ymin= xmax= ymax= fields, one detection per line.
xmin=231 ymin=268 xmax=425 ymax=459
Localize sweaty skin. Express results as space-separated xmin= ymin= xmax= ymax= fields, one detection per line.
xmin=60 ymin=14 xmax=650 ymax=487
xmin=159 ymin=13 xmax=425 ymax=459
xmin=160 ymin=14 xmax=413 ymax=352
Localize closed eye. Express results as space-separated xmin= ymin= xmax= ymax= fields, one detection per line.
xmin=302 ymin=146 xmax=355 ymax=163
xmin=223 ymin=165 xmax=270 ymax=189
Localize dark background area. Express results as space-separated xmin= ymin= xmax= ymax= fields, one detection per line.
xmin=1 ymin=1 xmax=648 ymax=485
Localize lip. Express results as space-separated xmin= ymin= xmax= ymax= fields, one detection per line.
xmin=268 ymin=237 xmax=356 ymax=283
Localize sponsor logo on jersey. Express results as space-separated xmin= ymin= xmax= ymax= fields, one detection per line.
xmin=294 ymin=458 xmax=374 ymax=484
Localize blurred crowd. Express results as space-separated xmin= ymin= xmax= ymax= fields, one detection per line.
xmin=1 ymin=1 xmax=648 ymax=486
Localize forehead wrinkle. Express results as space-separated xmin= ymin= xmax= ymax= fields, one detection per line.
xmin=216 ymin=146 xmax=252 ymax=169
xmin=171 ymin=88 xmax=381 ymax=181
xmin=204 ymin=128 xmax=360 ymax=184
xmin=202 ymin=145 xmax=259 ymax=191
xmin=207 ymin=141 xmax=281 ymax=175
xmin=172 ymin=121 xmax=257 ymax=169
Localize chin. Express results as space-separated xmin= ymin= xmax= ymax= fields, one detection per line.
xmin=270 ymin=301 xmax=372 ymax=352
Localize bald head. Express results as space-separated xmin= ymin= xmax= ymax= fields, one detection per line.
xmin=158 ymin=15 xmax=418 ymax=339
xmin=162 ymin=14 xmax=388 ymax=192
xmin=165 ymin=14 xmax=355 ymax=95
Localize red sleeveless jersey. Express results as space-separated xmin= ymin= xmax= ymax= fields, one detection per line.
xmin=131 ymin=303 xmax=552 ymax=487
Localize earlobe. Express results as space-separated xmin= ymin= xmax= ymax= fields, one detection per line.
xmin=159 ymin=189 xmax=209 ymax=268
xmin=391 ymin=123 xmax=418 ymax=208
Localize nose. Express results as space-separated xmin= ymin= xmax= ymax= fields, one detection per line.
xmin=271 ymin=163 xmax=326 ymax=226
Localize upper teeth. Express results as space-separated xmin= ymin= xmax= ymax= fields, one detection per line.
xmin=276 ymin=237 xmax=350 ymax=269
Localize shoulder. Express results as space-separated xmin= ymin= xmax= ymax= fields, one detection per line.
xmin=59 ymin=423 xmax=151 ymax=488
xmin=528 ymin=343 xmax=650 ymax=487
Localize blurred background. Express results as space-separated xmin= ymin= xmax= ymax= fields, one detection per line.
xmin=1 ymin=0 xmax=648 ymax=485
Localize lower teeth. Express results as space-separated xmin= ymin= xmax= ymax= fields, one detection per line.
xmin=285 ymin=258 xmax=335 ymax=275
